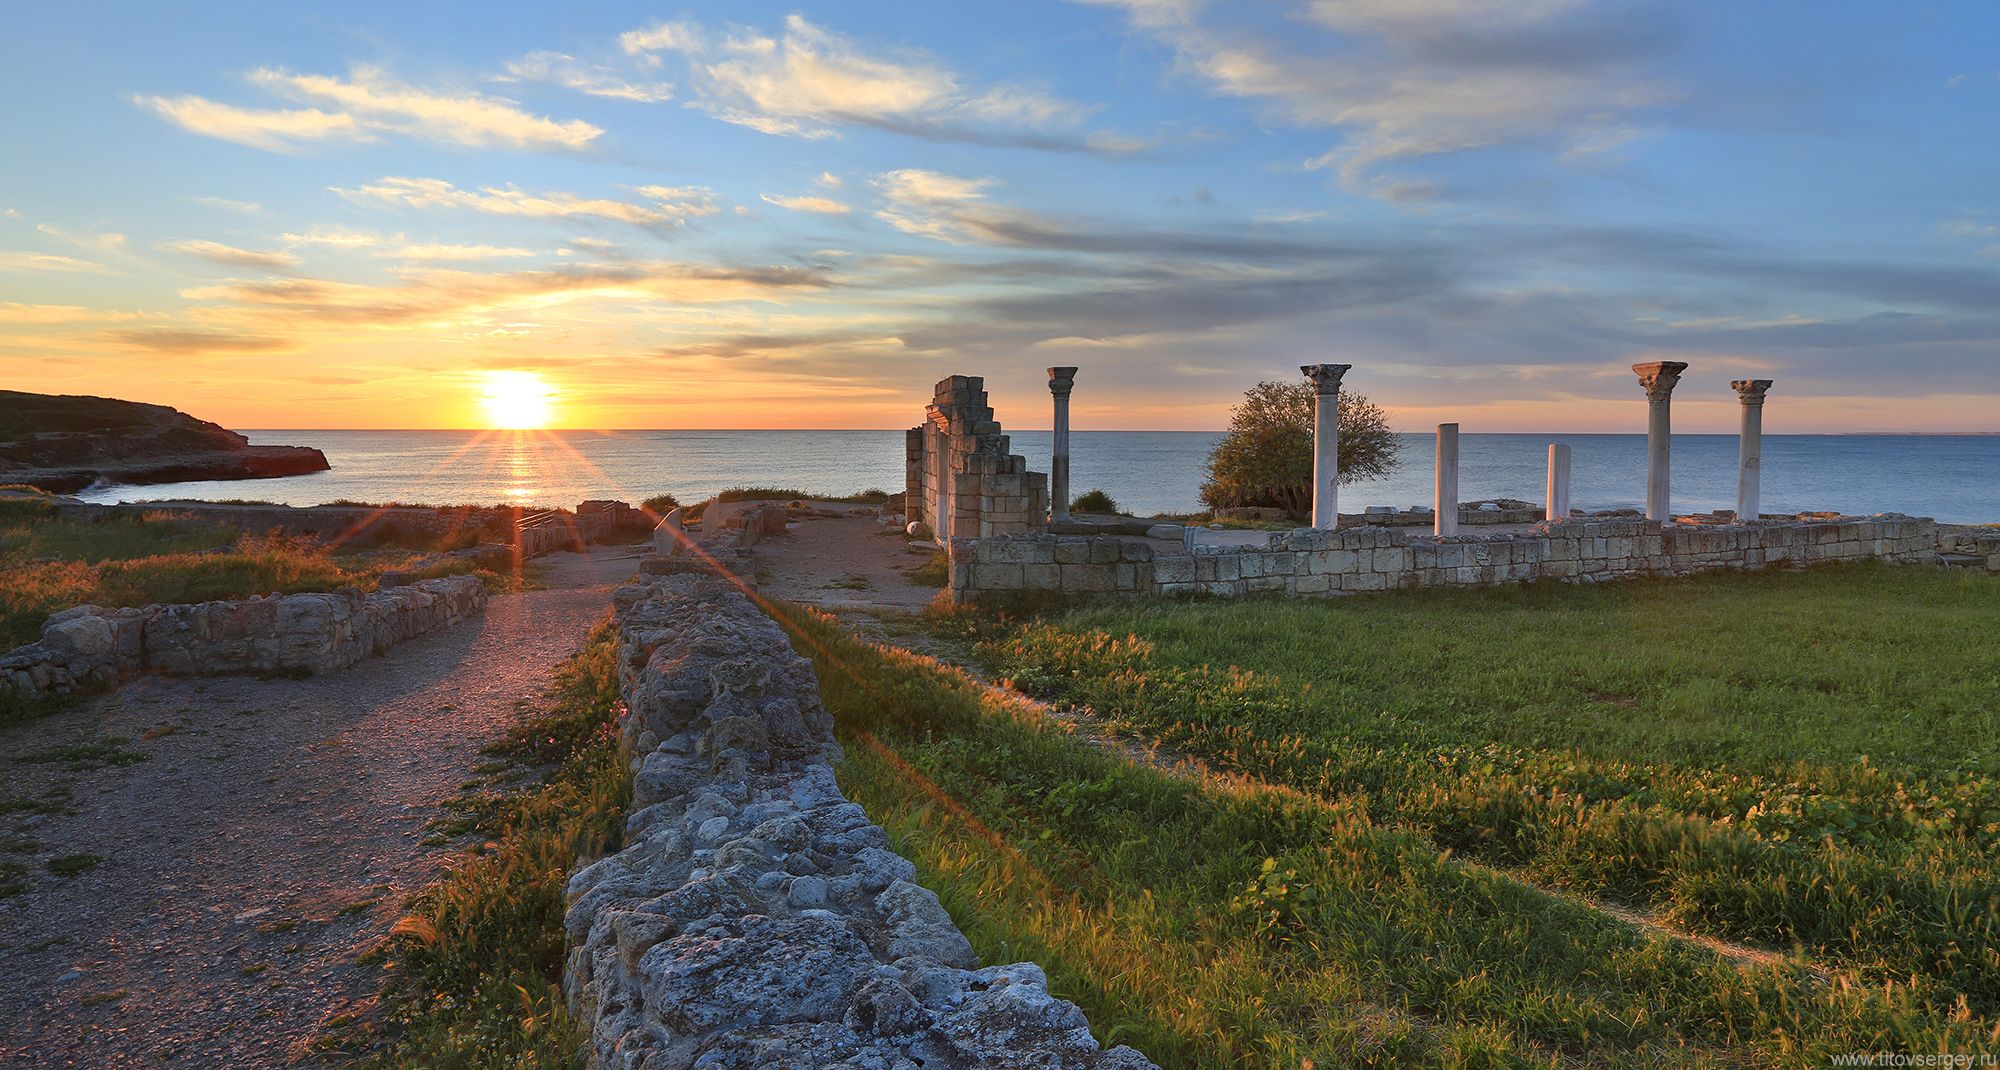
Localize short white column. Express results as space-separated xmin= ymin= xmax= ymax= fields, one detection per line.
xmin=1732 ymin=379 xmax=1771 ymax=520
xmin=1633 ymin=361 xmax=1688 ymax=521
xmin=1434 ymin=422 xmax=1459 ymax=536
xmin=1047 ymin=367 xmax=1077 ymax=523
xmin=1301 ymin=364 xmax=1351 ymax=530
xmin=1545 ymin=443 xmax=1571 ymax=522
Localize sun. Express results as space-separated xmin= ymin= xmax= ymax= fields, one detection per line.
xmin=479 ymin=371 xmax=553 ymax=429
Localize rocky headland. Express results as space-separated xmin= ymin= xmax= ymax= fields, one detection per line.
xmin=0 ymin=389 xmax=329 ymax=493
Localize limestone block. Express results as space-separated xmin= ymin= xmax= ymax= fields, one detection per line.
xmin=1059 ymin=564 xmax=1114 ymax=592
xmin=970 ymin=563 xmax=1023 ymax=590
xmin=1294 ymin=573 xmax=1332 ymax=594
xmin=1113 ymin=563 xmax=1139 ymax=590
xmin=1213 ymin=555 xmax=1241 ymax=582
xmin=1153 ymin=556 xmax=1196 ymax=584
xmin=1374 ymin=547 xmax=1410 ymax=572
xmin=1342 ymin=571 xmax=1387 ymax=591
xmin=1055 ymin=540 xmax=1091 ymax=565
xmin=1245 ymin=575 xmax=1287 ymax=593
xmin=1088 ymin=539 xmax=1120 ymax=564
xmin=1023 ymin=563 xmax=1064 ymax=591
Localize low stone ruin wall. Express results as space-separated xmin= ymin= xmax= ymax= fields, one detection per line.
xmin=563 ymin=572 xmax=1155 ymax=1070
xmin=951 ymin=515 xmax=1939 ymax=601
xmin=0 ymin=575 xmax=487 ymax=699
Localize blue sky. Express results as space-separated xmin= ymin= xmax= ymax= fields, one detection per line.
xmin=0 ymin=0 xmax=1995 ymax=430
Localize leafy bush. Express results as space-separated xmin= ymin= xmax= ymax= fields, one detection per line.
xmin=640 ymin=493 xmax=680 ymax=515
xmin=1200 ymin=381 xmax=1398 ymax=518
xmin=1070 ymin=489 xmax=1121 ymax=515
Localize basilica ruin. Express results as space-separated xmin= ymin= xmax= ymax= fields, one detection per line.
xmin=898 ymin=364 xmax=1995 ymax=603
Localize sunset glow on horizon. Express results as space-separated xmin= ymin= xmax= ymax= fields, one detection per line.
xmin=478 ymin=371 xmax=554 ymax=430
xmin=1 ymin=3 xmax=1994 ymax=434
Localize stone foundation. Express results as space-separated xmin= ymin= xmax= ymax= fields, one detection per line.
xmin=0 ymin=575 xmax=487 ymax=699
xmin=563 ymin=573 xmax=1155 ymax=1070
xmin=951 ymin=515 xmax=1940 ymax=602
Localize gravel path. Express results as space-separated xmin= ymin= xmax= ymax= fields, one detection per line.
xmin=747 ymin=511 xmax=942 ymax=613
xmin=0 ymin=546 xmax=640 ymax=1068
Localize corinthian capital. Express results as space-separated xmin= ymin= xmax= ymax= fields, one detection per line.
xmin=1633 ymin=361 xmax=1689 ymax=402
xmin=1300 ymin=363 xmax=1351 ymax=395
xmin=1046 ymin=366 xmax=1077 ymax=397
xmin=1731 ymin=379 xmax=1773 ymax=405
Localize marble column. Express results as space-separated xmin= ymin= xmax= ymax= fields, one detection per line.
xmin=1732 ymin=379 xmax=1772 ymax=520
xmin=1546 ymin=443 xmax=1571 ymax=522
xmin=1434 ymin=423 xmax=1460 ymax=536
xmin=1047 ymin=367 xmax=1077 ymax=523
xmin=1633 ymin=361 xmax=1688 ymax=521
xmin=1301 ymin=364 xmax=1351 ymax=530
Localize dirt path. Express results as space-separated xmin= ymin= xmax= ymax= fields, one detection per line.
xmin=0 ymin=545 xmax=643 ymax=1069
xmin=746 ymin=510 xmax=942 ymax=614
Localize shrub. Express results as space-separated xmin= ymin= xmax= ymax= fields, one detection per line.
xmin=1200 ymin=381 xmax=1398 ymax=519
xmin=640 ymin=493 xmax=680 ymax=515
xmin=1070 ymin=489 xmax=1120 ymax=515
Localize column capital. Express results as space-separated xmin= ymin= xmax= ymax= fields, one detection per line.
xmin=1731 ymin=378 xmax=1773 ymax=405
xmin=1046 ymin=366 xmax=1078 ymax=397
xmin=1300 ymin=363 xmax=1351 ymax=395
xmin=1632 ymin=360 xmax=1689 ymax=402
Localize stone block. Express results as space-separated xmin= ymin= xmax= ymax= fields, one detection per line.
xmin=1153 ymin=556 xmax=1195 ymax=584
xmin=1055 ymin=540 xmax=1091 ymax=565
xmin=970 ymin=563 xmax=1023 ymax=590
xmin=1023 ymin=563 xmax=1063 ymax=591
xmin=1088 ymin=539 xmax=1120 ymax=564
xmin=1294 ymin=573 xmax=1331 ymax=594
xmin=1342 ymin=571 xmax=1387 ymax=591
xmin=1059 ymin=563 xmax=1114 ymax=592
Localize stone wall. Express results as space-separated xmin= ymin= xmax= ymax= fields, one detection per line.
xmin=950 ymin=515 xmax=1939 ymax=602
xmin=563 ymin=572 xmax=1155 ymax=1070
xmin=0 ymin=575 xmax=487 ymax=699
xmin=905 ymin=375 xmax=1049 ymax=542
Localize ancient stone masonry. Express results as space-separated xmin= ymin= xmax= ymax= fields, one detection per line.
xmin=564 ymin=572 xmax=1157 ymax=1070
xmin=950 ymin=515 xmax=1940 ymax=602
xmin=903 ymin=375 xmax=1050 ymax=543
xmin=0 ymin=575 xmax=487 ymax=699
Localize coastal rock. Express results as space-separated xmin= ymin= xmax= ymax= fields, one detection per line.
xmin=0 ymin=389 xmax=329 ymax=493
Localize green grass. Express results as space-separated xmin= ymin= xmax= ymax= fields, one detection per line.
xmin=0 ymin=496 xmax=507 ymax=661
xmin=715 ymin=485 xmax=890 ymax=504
xmin=46 ymin=853 xmax=101 ymax=878
xmin=976 ymin=564 xmax=2000 ymax=1020
xmin=341 ymin=619 xmax=627 ymax=1068
xmin=905 ymin=551 xmax=948 ymax=587
xmin=770 ymin=594 xmax=2000 ymax=1068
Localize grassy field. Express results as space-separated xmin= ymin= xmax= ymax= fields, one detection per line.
xmin=339 ymin=621 xmax=627 ymax=1067
xmin=772 ymin=563 xmax=2000 ymax=1066
xmin=0 ymin=496 xmax=508 ymax=652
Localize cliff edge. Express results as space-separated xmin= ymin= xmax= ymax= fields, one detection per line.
xmin=0 ymin=390 xmax=329 ymax=493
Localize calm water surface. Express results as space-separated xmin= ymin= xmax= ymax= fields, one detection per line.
xmin=77 ymin=430 xmax=2000 ymax=524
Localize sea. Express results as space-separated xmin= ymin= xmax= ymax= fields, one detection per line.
xmin=72 ymin=430 xmax=2000 ymax=525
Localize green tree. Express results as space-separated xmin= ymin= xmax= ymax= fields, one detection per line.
xmin=1200 ymin=381 xmax=1400 ymax=519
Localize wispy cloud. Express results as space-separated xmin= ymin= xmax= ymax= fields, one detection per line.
xmin=621 ymin=14 xmax=1141 ymax=154
xmin=499 ymin=51 xmax=674 ymax=103
xmin=333 ymin=177 xmax=718 ymax=227
xmin=186 ymin=196 xmax=268 ymax=215
xmin=0 ymin=251 xmax=112 ymax=273
xmin=762 ymin=192 xmax=852 ymax=214
xmin=0 ymin=302 xmax=135 ymax=324
xmin=385 ymin=243 xmax=539 ymax=261
xmin=161 ymin=238 xmax=300 ymax=269
xmin=107 ymin=327 xmax=291 ymax=353
xmin=137 ymin=64 xmax=602 ymax=152
xmin=1086 ymin=0 xmax=1676 ymax=197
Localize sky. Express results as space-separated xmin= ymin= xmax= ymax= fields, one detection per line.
xmin=0 ymin=1 xmax=1996 ymax=433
